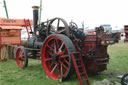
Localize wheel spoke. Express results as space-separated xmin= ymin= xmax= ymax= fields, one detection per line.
xmin=19 ymin=50 xmax=23 ymax=58
xmin=57 ymin=51 xmax=64 ymax=55
xmin=47 ymin=45 xmax=54 ymax=52
xmin=54 ymin=41 xmax=57 ymax=53
xmin=55 ymin=39 xmax=59 ymax=50
xmin=57 ymin=64 xmax=60 ymax=74
xmin=59 ymin=42 xmax=64 ymax=51
xmin=57 ymin=19 xmax=60 ymax=30
xmin=59 ymin=61 xmax=68 ymax=70
xmin=45 ymin=57 xmax=52 ymax=62
xmin=47 ymin=51 xmax=53 ymax=56
xmin=50 ymin=64 xmax=57 ymax=73
xmin=64 ymin=59 xmax=69 ymax=66
xmin=60 ymin=54 xmax=69 ymax=59
xmin=63 ymin=47 xmax=67 ymax=53
xmin=50 ymin=61 xmax=54 ymax=67
xmin=61 ymin=64 xmax=63 ymax=75
xmin=56 ymin=29 xmax=65 ymax=33
xmin=19 ymin=50 xmax=25 ymax=61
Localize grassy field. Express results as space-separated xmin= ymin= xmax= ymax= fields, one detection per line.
xmin=0 ymin=42 xmax=128 ymax=85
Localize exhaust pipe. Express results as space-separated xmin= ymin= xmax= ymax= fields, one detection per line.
xmin=32 ymin=6 xmax=39 ymax=35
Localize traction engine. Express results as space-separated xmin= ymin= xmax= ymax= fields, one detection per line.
xmin=16 ymin=6 xmax=117 ymax=85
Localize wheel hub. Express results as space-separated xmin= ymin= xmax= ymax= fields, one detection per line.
xmin=52 ymin=54 xmax=59 ymax=62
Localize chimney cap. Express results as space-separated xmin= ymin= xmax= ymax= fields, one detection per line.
xmin=32 ymin=6 xmax=40 ymax=10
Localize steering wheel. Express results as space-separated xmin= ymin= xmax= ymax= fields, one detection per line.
xmin=69 ymin=21 xmax=78 ymax=31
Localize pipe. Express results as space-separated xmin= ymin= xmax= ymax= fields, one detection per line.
xmin=32 ymin=6 xmax=39 ymax=35
xmin=3 ymin=0 xmax=9 ymax=18
xmin=39 ymin=0 xmax=42 ymax=24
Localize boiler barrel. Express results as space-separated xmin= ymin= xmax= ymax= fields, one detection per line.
xmin=27 ymin=37 xmax=43 ymax=49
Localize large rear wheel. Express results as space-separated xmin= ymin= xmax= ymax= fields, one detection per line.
xmin=41 ymin=34 xmax=75 ymax=80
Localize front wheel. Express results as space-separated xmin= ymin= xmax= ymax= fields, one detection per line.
xmin=16 ymin=46 xmax=28 ymax=68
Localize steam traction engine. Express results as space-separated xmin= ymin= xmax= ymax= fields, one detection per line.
xmin=16 ymin=6 xmax=117 ymax=85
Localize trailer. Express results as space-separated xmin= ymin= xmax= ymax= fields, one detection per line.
xmin=0 ymin=18 xmax=32 ymax=60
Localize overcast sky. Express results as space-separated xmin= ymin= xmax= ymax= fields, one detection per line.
xmin=0 ymin=0 xmax=128 ymax=28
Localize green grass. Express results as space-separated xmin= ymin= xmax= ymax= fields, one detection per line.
xmin=107 ymin=42 xmax=128 ymax=74
xmin=0 ymin=42 xmax=128 ymax=85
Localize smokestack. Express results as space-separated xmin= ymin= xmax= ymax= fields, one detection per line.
xmin=32 ymin=6 xmax=39 ymax=35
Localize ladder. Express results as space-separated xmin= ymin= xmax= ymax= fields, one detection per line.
xmin=71 ymin=52 xmax=90 ymax=85
xmin=24 ymin=19 xmax=33 ymax=38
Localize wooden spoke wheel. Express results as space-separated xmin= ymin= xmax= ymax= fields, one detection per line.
xmin=16 ymin=46 xmax=28 ymax=68
xmin=41 ymin=34 xmax=76 ymax=80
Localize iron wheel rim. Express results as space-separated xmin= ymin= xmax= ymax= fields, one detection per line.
xmin=41 ymin=34 xmax=75 ymax=80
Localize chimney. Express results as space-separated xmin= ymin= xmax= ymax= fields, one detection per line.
xmin=32 ymin=6 xmax=39 ymax=35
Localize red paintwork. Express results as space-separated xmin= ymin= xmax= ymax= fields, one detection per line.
xmin=16 ymin=48 xmax=25 ymax=68
xmin=0 ymin=18 xmax=33 ymax=26
xmin=41 ymin=35 xmax=70 ymax=79
xmin=24 ymin=19 xmax=34 ymax=38
xmin=0 ymin=26 xmax=22 ymax=29
xmin=0 ymin=26 xmax=22 ymax=46
xmin=0 ymin=18 xmax=33 ymax=47
xmin=71 ymin=52 xmax=90 ymax=85
xmin=72 ymin=27 xmax=113 ymax=73
xmin=87 ymin=31 xmax=96 ymax=35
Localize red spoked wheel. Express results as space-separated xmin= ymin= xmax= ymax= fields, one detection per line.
xmin=41 ymin=34 xmax=75 ymax=80
xmin=16 ymin=46 xmax=28 ymax=68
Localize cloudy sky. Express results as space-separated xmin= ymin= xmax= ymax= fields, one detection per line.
xmin=0 ymin=0 xmax=128 ymax=28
